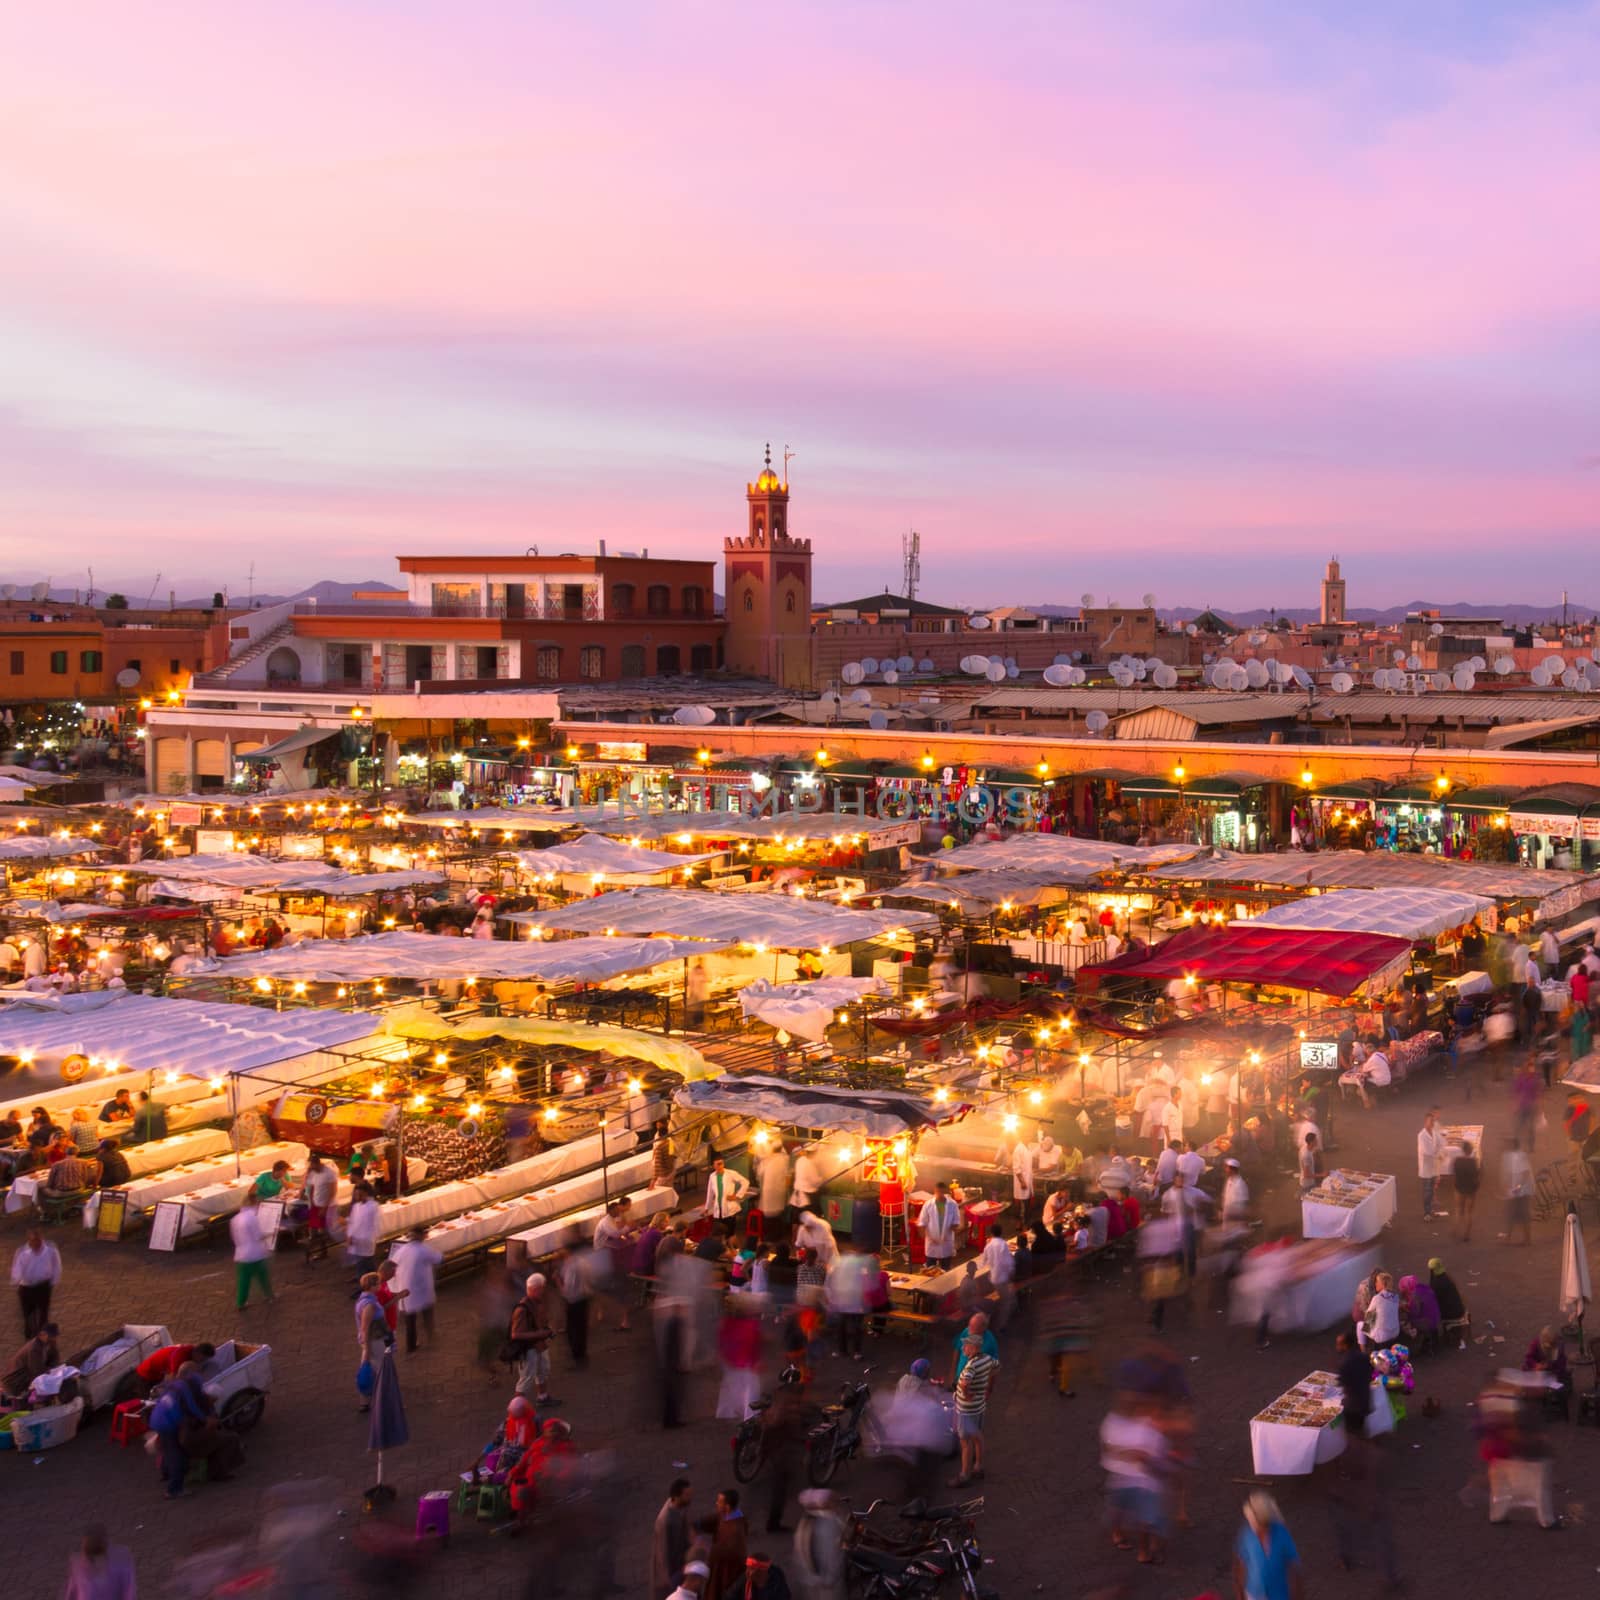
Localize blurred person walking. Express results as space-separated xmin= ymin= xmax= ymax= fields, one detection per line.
xmin=10 ymin=1227 xmax=61 ymax=1336
xmin=61 ymin=1527 xmax=135 ymax=1600
xmin=389 ymin=1224 xmax=441 ymax=1353
xmin=229 ymin=1191 xmax=273 ymax=1310
xmin=1234 ymin=1492 xmax=1304 ymax=1600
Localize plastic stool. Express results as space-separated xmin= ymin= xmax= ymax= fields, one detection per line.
xmin=475 ymin=1482 xmax=510 ymax=1521
xmin=415 ymin=1491 xmax=451 ymax=1543
xmin=109 ymin=1401 xmax=148 ymax=1448
xmin=454 ymin=1476 xmax=478 ymax=1515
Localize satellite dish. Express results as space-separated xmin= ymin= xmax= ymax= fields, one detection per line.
xmin=841 ymin=662 xmax=864 ymax=685
xmin=1085 ymin=710 xmax=1109 ymax=733
xmin=1071 ymin=667 xmax=1088 ymax=685
xmin=1531 ymin=662 xmax=1552 ymax=686
xmin=1414 ymin=674 xmax=1431 ymax=692
xmin=965 ymin=658 xmax=988 ymax=676
xmin=848 ymin=688 xmax=872 ymax=705
xmin=1005 ymin=663 xmax=1020 ymax=679
xmin=1547 ymin=656 xmax=1566 ymax=675
xmin=917 ymin=658 xmax=934 ymax=672
xmin=1291 ymin=665 xmax=1312 ymax=689
xmin=1186 ymin=623 xmax=1198 ymax=636
xmin=30 ymin=581 xmax=50 ymax=601
xmin=1394 ymin=650 xmax=1408 ymax=665
xmin=881 ymin=668 xmax=899 ymax=685
xmin=1244 ymin=660 xmax=1268 ymax=688
xmin=1562 ymin=668 xmax=1581 ymax=690
xmin=1331 ymin=672 xmax=1354 ymax=694
xmin=114 ymin=667 xmax=141 ymax=689
xmin=861 ymin=657 xmax=879 ymax=675
xmin=1451 ymin=665 xmax=1474 ymax=690
xmin=867 ymin=710 xmax=888 ymax=730
xmin=670 ymin=704 xmax=716 ymax=725
xmin=1080 ymin=593 xmax=1095 ymax=608
xmin=1430 ymin=622 xmax=1444 ymax=636
xmin=1052 ymin=653 xmax=1072 ymax=666
xmin=986 ymin=662 xmax=1007 ymax=683
xmin=1142 ymin=592 xmax=1156 ymax=608
xmin=1494 ymin=656 xmax=1514 ymax=676
xmin=1405 ymin=654 xmax=1421 ymax=671
xmin=968 ymin=615 xmax=991 ymax=630
xmin=1431 ymin=672 xmax=1450 ymax=690
xmin=1225 ymin=666 xmax=1247 ymax=691
xmin=1154 ymin=664 xmax=1177 ymax=689
xmin=894 ymin=654 xmax=912 ymax=672
xmin=1043 ymin=664 xmax=1069 ymax=686
xmin=819 ymin=689 xmax=839 ymax=705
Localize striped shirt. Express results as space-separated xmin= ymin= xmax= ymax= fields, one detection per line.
xmin=954 ymin=1353 xmax=999 ymax=1415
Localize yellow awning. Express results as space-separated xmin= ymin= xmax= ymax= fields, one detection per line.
xmin=380 ymin=1006 xmax=717 ymax=1080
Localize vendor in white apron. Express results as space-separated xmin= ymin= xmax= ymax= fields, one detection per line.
xmin=918 ymin=1182 xmax=963 ymax=1265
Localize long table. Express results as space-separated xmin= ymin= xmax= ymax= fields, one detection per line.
xmin=1249 ymin=1369 xmax=1396 ymax=1475
xmin=122 ymin=1141 xmax=309 ymax=1211
xmin=505 ymin=1183 xmax=677 ymax=1268
xmin=1301 ymin=1171 xmax=1397 ymax=1242
xmin=122 ymin=1128 xmax=232 ymax=1177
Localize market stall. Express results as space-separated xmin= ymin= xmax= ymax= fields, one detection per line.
xmin=1240 ymin=887 xmax=1493 ymax=941
xmin=1300 ymin=1169 xmax=1398 ymax=1242
xmin=1250 ymin=1369 xmax=1395 ymax=1475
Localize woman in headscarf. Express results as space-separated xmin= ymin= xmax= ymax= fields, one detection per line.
xmin=503 ymin=1394 xmax=538 ymax=1450
xmin=1522 ymin=1326 xmax=1570 ymax=1389
xmin=1398 ymin=1274 xmax=1441 ymax=1347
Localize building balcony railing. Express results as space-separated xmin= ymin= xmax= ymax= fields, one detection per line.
xmin=290 ymin=600 xmax=716 ymax=623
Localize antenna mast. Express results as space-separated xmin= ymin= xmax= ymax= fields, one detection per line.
xmin=901 ymin=528 xmax=921 ymax=604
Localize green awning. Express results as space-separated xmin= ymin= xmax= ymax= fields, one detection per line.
xmin=1311 ymin=779 xmax=1386 ymax=801
xmin=1444 ymin=785 xmax=1522 ymax=815
xmin=972 ymin=767 xmax=1046 ymax=787
xmin=237 ymin=726 xmax=339 ymax=764
xmin=875 ymin=762 xmax=935 ymax=780
xmin=1121 ymin=775 xmax=1179 ymax=797
xmin=1381 ymin=780 xmax=1447 ymax=804
xmin=1504 ymin=785 xmax=1600 ymax=818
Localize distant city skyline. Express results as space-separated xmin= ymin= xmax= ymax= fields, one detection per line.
xmin=1 ymin=2 xmax=1595 ymax=605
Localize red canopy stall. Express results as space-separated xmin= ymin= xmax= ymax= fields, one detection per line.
xmin=1075 ymin=925 xmax=1414 ymax=999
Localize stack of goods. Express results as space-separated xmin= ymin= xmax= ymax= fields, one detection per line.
xmin=1252 ymin=1371 xmax=1343 ymax=1430
xmin=1304 ymin=1169 xmax=1386 ymax=1207
xmin=402 ymin=1117 xmax=507 ymax=1181
xmin=1387 ymin=1031 xmax=1442 ymax=1082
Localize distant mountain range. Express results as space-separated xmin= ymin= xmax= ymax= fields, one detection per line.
xmin=1035 ymin=600 xmax=1596 ymax=628
xmin=21 ymin=579 xmax=406 ymax=609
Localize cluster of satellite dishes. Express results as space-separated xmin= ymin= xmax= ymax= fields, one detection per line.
xmin=1205 ymin=657 xmax=1313 ymax=691
xmin=817 ymin=686 xmax=892 ymax=731
xmin=1096 ymin=653 xmax=1180 ymax=689
xmin=838 ymin=654 xmax=935 ymax=688
xmin=0 ymin=583 xmax=52 ymax=602
xmin=959 ymin=654 xmax=1021 ymax=683
xmin=1531 ymin=651 xmax=1600 ymax=691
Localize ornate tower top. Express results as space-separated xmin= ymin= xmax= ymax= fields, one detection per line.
xmin=750 ymin=441 xmax=787 ymax=498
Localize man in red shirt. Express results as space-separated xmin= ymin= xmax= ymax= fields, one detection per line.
xmin=374 ymin=1259 xmax=405 ymax=1334
xmin=135 ymin=1341 xmax=215 ymax=1386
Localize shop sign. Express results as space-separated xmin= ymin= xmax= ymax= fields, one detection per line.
xmin=169 ymin=803 xmax=203 ymax=826
xmin=195 ymin=828 xmax=236 ymax=854
xmin=280 ymin=832 xmax=326 ymax=858
xmin=1509 ymin=812 xmax=1577 ymax=838
xmin=1582 ymin=817 xmax=1600 ymax=841
xmin=1299 ymin=1039 xmax=1340 ymax=1075
xmin=597 ymin=740 xmax=648 ymax=762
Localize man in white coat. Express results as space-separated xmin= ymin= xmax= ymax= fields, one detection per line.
xmin=756 ymin=1143 xmax=792 ymax=1227
xmin=1011 ymin=1137 xmax=1035 ymax=1220
xmin=704 ymin=1158 xmax=751 ymax=1226
xmin=789 ymin=1144 xmax=823 ymax=1222
xmin=389 ymin=1223 xmax=443 ymax=1352
xmin=918 ymin=1181 xmax=963 ymax=1266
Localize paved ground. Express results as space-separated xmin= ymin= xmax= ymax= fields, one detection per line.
xmin=5 ymin=1066 xmax=1596 ymax=1600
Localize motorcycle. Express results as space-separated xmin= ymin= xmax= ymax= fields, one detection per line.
xmin=844 ymin=1502 xmax=994 ymax=1600
xmin=807 ymin=1373 xmax=877 ymax=1485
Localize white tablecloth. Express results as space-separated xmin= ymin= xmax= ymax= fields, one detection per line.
xmin=4 ymin=1173 xmax=46 ymax=1214
xmin=1449 ymin=970 xmax=1494 ymax=999
xmin=121 ymin=1129 xmax=231 ymax=1177
xmin=123 ymin=1141 xmax=308 ymax=1210
xmin=506 ymin=1184 xmax=677 ymax=1266
xmin=1232 ymin=1245 xmax=1380 ymax=1333
xmin=1302 ymin=1173 xmax=1397 ymax=1242
xmin=1250 ymin=1372 xmax=1395 ymax=1475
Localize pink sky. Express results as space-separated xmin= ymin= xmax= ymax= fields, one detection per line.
xmin=0 ymin=2 xmax=1596 ymax=607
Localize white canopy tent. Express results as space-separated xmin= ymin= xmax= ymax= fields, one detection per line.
xmin=109 ymin=790 xmax=344 ymax=811
xmin=1240 ymin=887 xmax=1493 ymax=941
xmin=586 ymin=810 xmax=922 ymax=849
xmin=738 ymin=976 xmax=889 ymax=1041
xmin=505 ymin=887 xmax=936 ymax=948
xmin=210 ymin=929 xmax=732 ymax=983
xmin=936 ymin=835 xmax=1202 ymax=878
xmin=501 ymin=835 xmax=720 ymax=882
xmin=882 ymin=868 xmax=1071 ymax=915
xmin=0 ymin=766 xmax=73 ymax=787
xmin=0 ymin=989 xmax=379 ymax=1104
xmin=408 ymin=809 xmax=578 ymax=834
xmin=122 ymin=855 xmax=444 ymax=896
xmin=0 ymin=836 xmax=106 ymax=862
